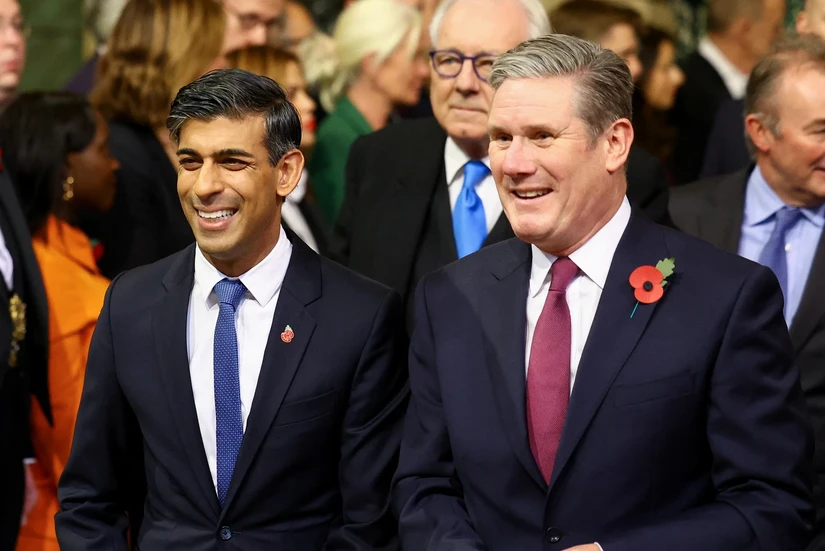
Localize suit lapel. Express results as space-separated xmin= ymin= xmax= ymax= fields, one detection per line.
xmin=368 ymin=122 xmax=447 ymax=292
xmin=790 ymin=228 xmax=825 ymax=350
xmin=549 ymin=212 xmax=671 ymax=493
xmin=0 ymin=171 xmax=51 ymax=422
xmin=220 ymin=237 xmax=320 ymax=518
xmin=479 ymin=239 xmax=546 ymax=489
xmin=696 ymin=169 xmax=748 ymax=254
xmin=152 ymin=245 xmax=221 ymax=518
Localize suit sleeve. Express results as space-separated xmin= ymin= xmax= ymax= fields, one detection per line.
xmin=392 ymin=277 xmax=488 ymax=551
xmin=329 ymin=134 xmax=367 ymax=266
xmin=599 ymin=266 xmax=814 ymax=551
xmin=323 ymin=289 xmax=410 ymax=551
xmin=55 ymin=275 xmax=144 ymax=551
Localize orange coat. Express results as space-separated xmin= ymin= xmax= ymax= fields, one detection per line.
xmin=16 ymin=216 xmax=109 ymax=551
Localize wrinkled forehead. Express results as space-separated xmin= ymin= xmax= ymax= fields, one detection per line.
xmin=436 ymin=0 xmax=530 ymax=54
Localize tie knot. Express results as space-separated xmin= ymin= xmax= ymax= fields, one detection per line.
xmin=214 ymin=278 xmax=246 ymax=309
xmin=549 ymin=257 xmax=578 ymax=292
xmin=463 ymin=160 xmax=489 ymax=190
xmin=774 ymin=206 xmax=803 ymax=232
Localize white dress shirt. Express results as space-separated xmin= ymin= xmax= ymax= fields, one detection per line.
xmin=444 ymin=137 xmax=503 ymax=232
xmin=186 ymin=227 xmax=292 ymax=490
xmin=525 ymin=197 xmax=632 ymax=392
xmin=697 ymin=37 xmax=748 ymax=100
xmin=281 ymin=170 xmax=319 ymax=253
xmin=0 ymin=225 xmax=12 ymax=290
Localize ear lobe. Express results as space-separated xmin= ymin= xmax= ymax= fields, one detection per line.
xmin=275 ymin=149 xmax=305 ymax=200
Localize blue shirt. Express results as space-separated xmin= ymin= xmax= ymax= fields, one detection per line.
xmin=738 ymin=166 xmax=825 ymax=325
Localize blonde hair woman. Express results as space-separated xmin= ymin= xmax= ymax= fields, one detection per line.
xmin=85 ymin=0 xmax=226 ymax=278
xmin=307 ymin=0 xmax=428 ymax=224
xmin=227 ymin=45 xmax=330 ymax=255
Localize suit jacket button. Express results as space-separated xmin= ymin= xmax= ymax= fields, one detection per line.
xmin=219 ymin=526 xmax=233 ymax=541
xmin=545 ymin=527 xmax=563 ymax=544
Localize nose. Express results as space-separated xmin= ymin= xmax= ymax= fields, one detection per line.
xmin=501 ymin=138 xmax=537 ymax=178
xmin=193 ymin=162 xmax=224 ymax=199
xmin=246 ymin=26 xmax=268 ymax=47
xmin=455 ymin=59 xmax=481 ymax=94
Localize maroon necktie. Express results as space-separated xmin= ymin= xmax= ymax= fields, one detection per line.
xmin=527 ymin=257 xmax=579 ymax=483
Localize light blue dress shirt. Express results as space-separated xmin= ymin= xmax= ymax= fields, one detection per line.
xmin=738 ymin=166 xmax=825 ymax=325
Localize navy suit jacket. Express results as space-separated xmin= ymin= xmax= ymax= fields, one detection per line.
xmin=393 ymin=209 xmax=813 ymax=550
xmin=56 ymin=235 xmax=408 ymax=551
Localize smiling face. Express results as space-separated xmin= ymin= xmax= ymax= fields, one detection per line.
xmin=176 ymin=115 xmax=303 ymax=276
xmin=0 ymin=0 xmax=25 ymax=104
xmin=488 ymin=76 xmax=630 ymax=255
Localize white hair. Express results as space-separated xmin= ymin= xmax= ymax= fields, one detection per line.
xmin=429 ymin=0 xmax=551 ymax=49
xmin=315 ymin=0 xmax=421 ymax=112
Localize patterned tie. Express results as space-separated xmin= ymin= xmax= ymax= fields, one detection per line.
xmin=527 ymin=257 xmax=579 ymax=484
xmin=213 ymin=278 xmax=247 ymax=506
xmin=758 ymin=207 xmax=803 ymax=306
xmin=453 ymin=160 xmax=490 ymax=258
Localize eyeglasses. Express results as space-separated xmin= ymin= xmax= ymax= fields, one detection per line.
xmin=429 ymin=49 xmax=497 ymax=82
xmin=223 ymin=5 xmax=286 ymax=39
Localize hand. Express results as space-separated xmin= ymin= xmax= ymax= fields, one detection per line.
xmin=563 ymin=545 xmax=602 ymax=551
xmin=20 ymin=461 xmax=38 ymax=526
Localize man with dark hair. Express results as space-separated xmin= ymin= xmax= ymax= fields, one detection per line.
xmin=671 ymin=33 xmax=825 ymax=551
xmin=670 ymin=0 xmax=785 ymax=184
xmin=55 ymin=68 xmax=408 ymax=551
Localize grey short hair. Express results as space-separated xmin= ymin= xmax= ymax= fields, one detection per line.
xmin=745 ymin=33 xmax=825 ymax=157
xmin=167 ymin=69 xmax=302 ymax=166
xmin=429 ymin=0 xmax=551 ymax=48
xmin=489 ymin=34 xmax=633 ymax=144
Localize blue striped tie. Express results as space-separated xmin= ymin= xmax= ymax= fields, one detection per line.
xmin=213 ymin=278 xmax=246 ymax=506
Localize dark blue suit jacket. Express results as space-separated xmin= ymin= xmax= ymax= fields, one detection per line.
xmin=393 ymin=210 xmax=813 ymax=550
xmin=56 ymin=235 xmax=408 ymax=550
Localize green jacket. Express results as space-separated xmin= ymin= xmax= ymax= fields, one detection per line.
xmin=308 ymin=96 xmax=373 ymax=225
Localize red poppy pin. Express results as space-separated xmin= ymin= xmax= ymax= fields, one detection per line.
xmin=281 ymin=324 xmax=294 ymax=343
xmin=629 ymin=257 xmax=675 ymax=318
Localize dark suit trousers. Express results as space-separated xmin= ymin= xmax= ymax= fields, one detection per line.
xmin=0 ymin=369 xmax=26 ymax=549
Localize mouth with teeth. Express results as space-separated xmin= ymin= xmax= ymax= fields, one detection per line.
xmin=513 ymin=190 xmax=551 ymax=199
xmin=197 ymin=209 xmax=237 ymax=220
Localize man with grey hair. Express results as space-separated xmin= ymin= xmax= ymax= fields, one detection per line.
xmin=55 ymin=69 xmax=408 ymax=550
xmin=393 ymin=34 xmax=812 ymax=551
xmin=672 ymin=33 xmax=825 ymax=551
xmin=332 ymin=0 xmax=549 ymax=323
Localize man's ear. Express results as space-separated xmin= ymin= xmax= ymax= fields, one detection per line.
xmin=275 ymin=149 xmax=304 ymax=200
xmin=604 ymin=118 xmax=633 ymax=174
xmin=745 ymin=113 xmax=775 ymax=155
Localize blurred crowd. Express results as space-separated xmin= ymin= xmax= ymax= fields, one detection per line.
xmin=2 ymin=0 xmax=825 ymax=548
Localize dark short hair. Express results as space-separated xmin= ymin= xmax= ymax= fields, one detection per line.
xmin=0 ymin=92 xmax=98 ymax=235
xmin=166 ymin=69 xmax=302 ymax=166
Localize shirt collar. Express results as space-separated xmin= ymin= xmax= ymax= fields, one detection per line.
xmin=697 ymin=37 xmax=748 ymax=99
xmin=444 ymin=137 xmax=491 ymax=186
xmin=194 ymin=225 xmax=293 ymax=308
xmin=529 ymin=196 xmax=632 ymax=298
xmin=745 ymin=165 xmax=825 ymax=228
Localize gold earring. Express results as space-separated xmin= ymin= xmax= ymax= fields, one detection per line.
xmin=63 ymin=176 xmax=74 ymax=202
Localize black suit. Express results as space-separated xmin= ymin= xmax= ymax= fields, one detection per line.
xmin=78 ymin=119 xmax=194 ymax=279
xmin=699 ymin=99 xmax=750 ymax=179
xmin=670 ymin=169 xmax=825 ymax=550
xmin=333 ymin=118 xmax=671 ymax=314
xmin=56 ymin=235 xmax=408 ymax=551
xmin=0 ymin=172 xmax=50 ymax=549
xmin=670 ymin=51 xmax=732 ymax=184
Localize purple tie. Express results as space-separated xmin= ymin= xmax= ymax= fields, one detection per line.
xmin=527 ymin=257 xmax=579 ymax=483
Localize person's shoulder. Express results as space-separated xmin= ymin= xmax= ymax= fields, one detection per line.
xmin=106 ymin=246 xmax=193 ymax=309
xmin=671 ymin=170 xmax=746 ymax=209
xmin=317 ymin=253 xmax=398 ymax=308
xmin=355 ymin=118 xmax=445 ymax=151
xmin=423 ymin=238 xmax=526 ymax=294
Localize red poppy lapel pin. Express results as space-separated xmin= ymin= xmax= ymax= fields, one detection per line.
xmin=629 ymin=257 xmax=675 ymax=318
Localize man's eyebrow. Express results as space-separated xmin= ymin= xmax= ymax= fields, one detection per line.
xmin=175 ymin=148 xmax=256 ymax=158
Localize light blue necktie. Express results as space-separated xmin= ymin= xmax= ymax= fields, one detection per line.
xmin=758 ymin=206 xmax=803 ymax=304
xmin=453 ymin=160 xmax=490 ymax=258
xmin=213 ymin=278 xmax=246 ymax=507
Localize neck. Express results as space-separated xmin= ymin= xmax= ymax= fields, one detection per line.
xmin=759 ymin=158 xmax=825 ymax=208
xmin=203 ymin=219 xmax=283 ymax=278
xmin=707 ymin=32 xmax=756 ymax=75
xmin=541 ymin=186 xmax=624 ymax=258
xmin=453 ymin=135 xmax=489 ymax=160
xmin=347 ymin=79 xmax=393 ymax=131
